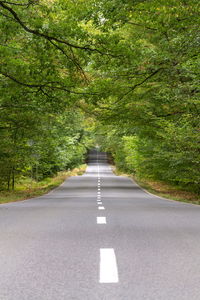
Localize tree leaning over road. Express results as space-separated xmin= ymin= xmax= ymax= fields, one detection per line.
xmin=0 ymin=0 xmax=199 ymax=193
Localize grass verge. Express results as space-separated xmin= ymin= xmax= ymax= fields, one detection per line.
xmin=0 ymin=164 xmax=87 ymax=204
xmin=112 ymin=166 xmax=200 ymax=205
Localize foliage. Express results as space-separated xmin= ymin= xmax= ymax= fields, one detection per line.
xmin=0 ymin=0 xmax=199 ymax=193
xmin=0 ymin=164 xmax=86 ymax=203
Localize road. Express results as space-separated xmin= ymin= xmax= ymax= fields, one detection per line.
xmin=0 ymin=149 xmax=200 ymax=300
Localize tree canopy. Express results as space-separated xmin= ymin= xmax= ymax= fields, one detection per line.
xmin=0 ymin=0 xmax=199 ymax=192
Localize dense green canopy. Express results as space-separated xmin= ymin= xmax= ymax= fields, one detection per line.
xmin=0 ymin=0 xmax=199 ymax=192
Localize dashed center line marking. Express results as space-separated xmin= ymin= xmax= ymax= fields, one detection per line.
xmin=97 ymin=217 xmax=106 ymax=224
xmin=98 ymin=206 xmax=105 ymax=210
xmin=99 ymin=249 xmax=119 ymax=283
xmin=97 ymin=202 xmax=102 ymax=205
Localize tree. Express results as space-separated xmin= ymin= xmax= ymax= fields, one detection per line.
xmin=0 ymin=0 xmax=199 ymax=192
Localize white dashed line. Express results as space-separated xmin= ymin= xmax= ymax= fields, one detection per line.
xmin=97 ymin=217 xmax=106 ymax=224
xmin=98 ymin=206 xmax=105 ymax=210
xmin=97 ymin=202 xmax=102 ymax=205
xmin=99 ymin=248 xmax=119 ymax=283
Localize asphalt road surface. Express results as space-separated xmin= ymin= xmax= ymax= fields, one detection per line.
xmin=1 ymin=150 xmax=200 ymax=300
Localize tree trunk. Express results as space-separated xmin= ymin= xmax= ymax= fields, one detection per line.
xmin=11 ymin=167 xmax=15 ymax=190
xmin=7 ymin=170 xmax=11 ymax=191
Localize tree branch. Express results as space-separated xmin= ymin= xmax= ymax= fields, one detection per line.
xmin=0 ymin=71 xmax=98 ymax=95
xmin=115 ymin=68 xmax=163 ymax=103
xmin=0 ymin=0 xmax=34 ymax=7
xmin=0 ymin=71 xmax=43 ymax=88
xmin=0 ymin=1 xmax=117 ymax=56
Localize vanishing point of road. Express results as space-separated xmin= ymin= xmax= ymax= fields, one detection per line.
xmin=0 ymin=150 xmax=200 ymax=299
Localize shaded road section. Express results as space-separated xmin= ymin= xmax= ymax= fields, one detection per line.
xmin=0 ymin=150 xmax=200 ymax=299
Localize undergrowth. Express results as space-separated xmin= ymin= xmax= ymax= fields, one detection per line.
xmin=0 ymin=164 xmax=86 ymax=204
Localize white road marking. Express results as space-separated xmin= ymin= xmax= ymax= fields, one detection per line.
xmin=98 ymin=188 xmax=101 ymax=191
xmin=99 ymin=249 xmax=119 ymax=283
xmin=98 ymin=206 xmax=105 ymax=210
xmin=97 ymin=201 xmax=102 ymax=205
xmin=97 ymin=217 xmax=106 ymax=224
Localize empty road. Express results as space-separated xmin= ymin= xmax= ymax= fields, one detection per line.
xmin=0 ymin=150 xmax=200 ymax=299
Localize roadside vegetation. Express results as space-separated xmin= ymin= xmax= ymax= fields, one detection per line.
xmin=113 ymin=166 xmax=200 ymax=205
xmin=0 ymin=0 xmax=199 ymax=201
xmin=0 ymin=164 xmax=86 ymax=204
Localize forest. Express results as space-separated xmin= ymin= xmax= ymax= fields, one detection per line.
xmin=0 ymin=0 xmax=199 ymax=196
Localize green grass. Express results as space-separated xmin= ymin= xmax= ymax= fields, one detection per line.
xmin=112 ymin=166 xmax=200 ymax=205
xmin=0 ymin=164 xmax=87 ymax=204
